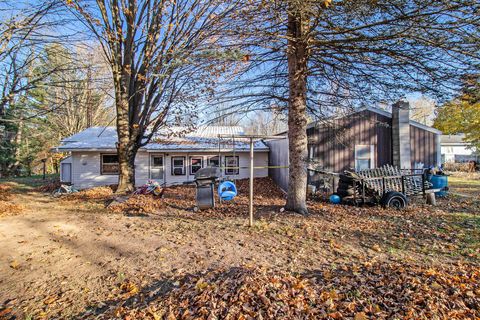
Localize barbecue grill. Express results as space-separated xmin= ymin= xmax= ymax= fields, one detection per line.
xmin=193 ymin=167 xmax=221 ymax=211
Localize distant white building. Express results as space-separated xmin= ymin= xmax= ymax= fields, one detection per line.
xmin=440 ymin=134 xmax=478 ymax=163
xmin=54 ymin=126 xmax=269 ymax=189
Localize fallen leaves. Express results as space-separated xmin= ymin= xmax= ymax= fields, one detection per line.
xmin=0 ymin=201 xmax=23 ymax=217
xmin=108 ymin=194 xmax=165 ymax=215
xmin=0 ymin=185 xmax=12 ymax=201
xmin=9 ymin=260 xmax=20 ymax=270
xmin=63 ymin=186 xmax=114 ymax=202
xmin=0 ymin=185 xmax=23 ymax=217
xmin=99 ymin=262 xmax=480 ymax=320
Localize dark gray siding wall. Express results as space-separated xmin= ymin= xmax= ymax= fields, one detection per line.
xmin=308 ymin=110 xmax=390 ymax=173
xmin=266 ymin=138 xmax=289 ymax=191
xmin=267 ymin=110 xmax=439 ymax=190
xmin=410 ymin=125 xmax=438 ymax=168
xmin=307 ymin=110 xmax=438 ymax=172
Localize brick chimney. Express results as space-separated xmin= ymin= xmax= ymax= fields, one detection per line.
xmin=392 ymin=100 xmax=411 ymax=169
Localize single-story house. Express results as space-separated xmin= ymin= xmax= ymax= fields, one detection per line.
xmin=267 ymin=101 xmax=442 ymax=191
xmin=440 ymin=134 xmax=478 ymax=163
xmin=54 ymin=126 xmax=269 ymax=189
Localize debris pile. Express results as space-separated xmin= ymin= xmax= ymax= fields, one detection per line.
xmin=104 ymin=263 xmax=480 ymax=320
xmin=0 ymin=184 xmax=23 ymax=217
xmin=62 ymin=186 xmax=115 ymax=202
xmin=34 ymin=179 xmax=62 ymax=193
xmin=108 ymin=194 xmax=165 ymax=215
xmin=162 ymin=177 xmax=286 ymax=215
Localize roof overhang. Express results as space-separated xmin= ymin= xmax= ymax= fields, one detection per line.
xmin=303 ymin=106 xmax=442 ymax=135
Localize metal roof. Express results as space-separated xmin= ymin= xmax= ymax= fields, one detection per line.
xmin=55 ymin=126 xmax=269 ymax=152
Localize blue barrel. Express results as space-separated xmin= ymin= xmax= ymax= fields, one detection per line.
xmin=430 ymin=175 xmax=448 ymax=197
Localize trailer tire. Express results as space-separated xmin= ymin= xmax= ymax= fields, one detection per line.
xmin=380 ymin=192 xmax=408 ymax=210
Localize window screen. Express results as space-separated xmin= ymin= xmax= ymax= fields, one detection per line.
xmin=101 ymin=154 xmax=119 ymax=174
xmin=208 ymin=156 xmax=220 ymax=167
xmin=355 ymin=145 xmax=373 ymax=171
xmin=225 ymin=156 xmax=239 ymax=175
xmin=190 ymin=157 xmax=203 ymax=175
xmin=171 ymin=157 xmax=185 ymax=175
xmin=151 ymin=156 xmax=164 ymax=179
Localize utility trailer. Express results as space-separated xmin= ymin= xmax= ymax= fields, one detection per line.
xmin=336 ymin=165 xmax=441 ymax=209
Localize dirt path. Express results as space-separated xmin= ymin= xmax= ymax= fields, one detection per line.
xmin=0 ymin=190 xmax=338 ymax=318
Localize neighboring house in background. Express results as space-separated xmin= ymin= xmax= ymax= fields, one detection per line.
xmin=440 ymin=134 xmax=478 ymax=163
xmin=55 ymin=126 xmax=269 ymax=189
xmin=268 ymin=102 xmax=442 ymax=191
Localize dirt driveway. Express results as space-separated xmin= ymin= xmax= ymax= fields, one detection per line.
xmin=0 ymin=177 xmax=479 ymax=319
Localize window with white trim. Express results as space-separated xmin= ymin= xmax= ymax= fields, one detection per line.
xmin=208 ymin=156 xmax=220 ymax=167
xmin=101 ymin=154 xmax=119 ymax=175
xmin=355 ymin=145 xmax=374 ymax=171
xmin=190 ymin=157 xmax=203 ymax=175
xmin=225 ymin=156 xmax=239 ymax=175
xmin=150 ymin=155 xmax=164 ymax=180
xmin=171 ymin=156 xmax=186 ymax=175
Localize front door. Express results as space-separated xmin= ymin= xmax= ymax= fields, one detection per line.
xmin=150 ymin=155 xmax=164 ymax=182
xmin=61 ymin=163 xmax=71 ymax=183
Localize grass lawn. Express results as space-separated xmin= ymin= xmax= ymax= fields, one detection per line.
xmin=449 ymin=172 xmax=480 ymax=198
xmin=0 ymin=176 xmax=478 ymax=319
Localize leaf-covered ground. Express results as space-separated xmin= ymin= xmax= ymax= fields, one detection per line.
xmin=0 ymin=175 xmax=478 ymax=319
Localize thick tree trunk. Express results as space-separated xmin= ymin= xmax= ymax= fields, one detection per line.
xmin=284 ymin=7 xmax=309 ymax=215
xmin=115 ymin=92 xmax=137 ymax=194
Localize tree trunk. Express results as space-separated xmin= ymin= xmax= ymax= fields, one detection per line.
xmin=285 ymin=6 xmax=309 ymax=215
xmin=115 ymin=91 xmax=137 ymax=194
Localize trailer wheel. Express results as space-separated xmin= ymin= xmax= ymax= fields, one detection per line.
xmin=380 ymin=191 xmax=407 ymax=210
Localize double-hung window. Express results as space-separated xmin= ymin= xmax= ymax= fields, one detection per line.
xmin=225 ymin=156 xmax=239 ymax=175
xmin=171 ymin=156 xmax=186 ymax=175
xmin=208 ymin=156 xmax=220 ymax=167
xmin=190 ymin=157 xmax=203 ymax=175
xmin=101 ymin=154 xmax=119 ymax=175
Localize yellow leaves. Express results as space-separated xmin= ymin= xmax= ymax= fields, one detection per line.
xmin=120 ymin=280 xmax=139 ymax=296
xmin=9 ymin=260 xmax=20 ymax=270
xmin=195 ymin=278 xmax=209 ymax=291
xmin=323 ymin=0 xmax=333 ymax=7
xmin=354 ymin=312 xmax=368 ymax=320
xmin=43 ymin=295 xmax=57 ymax=305
xmin=371 ymin=244 xmax=382 ymax=252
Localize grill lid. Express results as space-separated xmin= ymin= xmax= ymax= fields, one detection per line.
xmin=194 ymin=167 xmax=221 ymax=180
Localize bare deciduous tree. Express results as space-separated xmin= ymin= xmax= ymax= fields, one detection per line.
xmin=68 ymin=0 xmax=241 ymax=193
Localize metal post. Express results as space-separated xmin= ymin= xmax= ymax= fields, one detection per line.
xmin=249 ymin=137 xmax=254 ymax=227
xmin=42 ymin=159 xmax=46 ymax=180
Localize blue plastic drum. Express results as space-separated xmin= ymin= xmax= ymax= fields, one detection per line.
xmin=430 ymin=174 xmax=448 ymax=197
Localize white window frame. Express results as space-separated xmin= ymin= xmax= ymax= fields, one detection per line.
xmin=150 ymin=155 xmax=164 ymax=180
xmin=354 ymin=145 xmax=375 ymax=170
xmin=171 ymin=156 xmax=186 ymax=176
xmin=207 ymin=156 xmax=220 ymax=167
xmin=190 ymin=156 xmax=203 ymax=175
xmin=225 ymin=156 xmax=239 ymax=175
